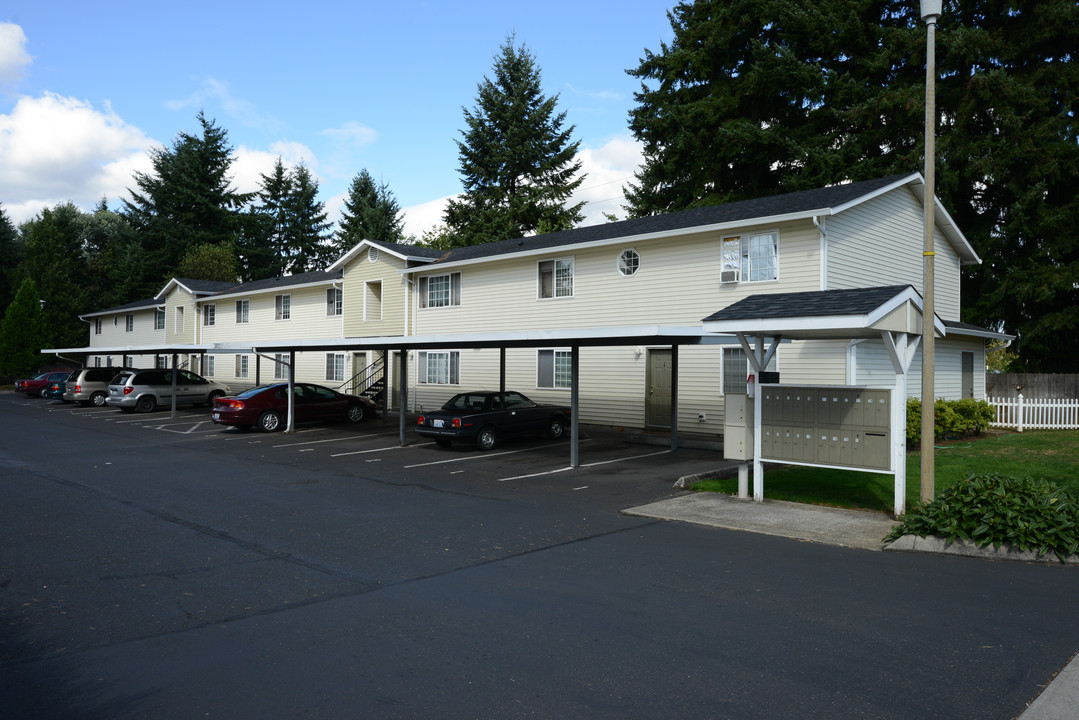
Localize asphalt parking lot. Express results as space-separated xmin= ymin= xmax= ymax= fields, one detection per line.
xmin=3 ymin=393 xmax=1079 ymax=720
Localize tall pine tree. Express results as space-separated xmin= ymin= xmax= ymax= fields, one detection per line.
xmin=336 ymin=169 xmax=405 ymax=249
xmin=0 ymin=203 xmax=21 ymax=312
xmin=286 ymin=164 xmax=333 ymax=271
xmin=0 ymin=277 xmax=48 ymax=378
xmin=443 ymin=36 xmax=585 ymax=246
xmin=625 ymin=0 xmax=1078 ymax=371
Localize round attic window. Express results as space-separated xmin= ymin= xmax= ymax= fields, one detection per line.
xmin=618 ymin=248 xmax=640 ymax=276
xmin=368 ymin=247 xmax=380 ymax=263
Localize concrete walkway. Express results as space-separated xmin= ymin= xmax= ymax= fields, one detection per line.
xmin=622 ymin=492 xmax=1079 ymax=720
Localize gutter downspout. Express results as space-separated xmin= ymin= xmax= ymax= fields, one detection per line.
xmin=813 ymin=215 xmax=828 ymax=291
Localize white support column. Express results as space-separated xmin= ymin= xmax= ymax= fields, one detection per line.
xmin=881 ymin=330 xmax=919 ymax=517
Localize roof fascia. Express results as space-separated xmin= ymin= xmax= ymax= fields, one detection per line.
xmin=202 ymin=277 xmax=339 ymax=303
xmin=328 ymin=239 xmax=439 ymax=271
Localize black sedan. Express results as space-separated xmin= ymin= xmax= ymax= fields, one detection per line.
xmin=415 ymin=390 xmax=570 ymax=450
xmin=212 ymin=382 xmax=377 ymax=432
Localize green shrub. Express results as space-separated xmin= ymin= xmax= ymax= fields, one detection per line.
xmin=906 ymin=397 xmax=994 ymax=447
xmin=885 ymin=473 xmax=1079 ymax=561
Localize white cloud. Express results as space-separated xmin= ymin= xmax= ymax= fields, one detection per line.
xmin=230 ymin=142 xmax=324 ymax=198
xmin=321 ymin=121 xmax=378 ymax=147
xmin=0 ymin=92 xmax=156 ymax=223
xmin=165 ymin=77 xmax=279 ymax=131
xmin=402 ymin=194 xmax=456 ymax=239
xmin=0 ymin=23 xmax=32 ymax=86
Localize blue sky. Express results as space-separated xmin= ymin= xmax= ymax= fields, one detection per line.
xmin=1 ymin=1 xmax=675 ymax=238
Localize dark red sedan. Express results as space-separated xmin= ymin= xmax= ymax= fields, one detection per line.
xmin=14 ymin=371 xmax=71 ymax=398
xmin=211 ymin=382 xmax=377 ymax=432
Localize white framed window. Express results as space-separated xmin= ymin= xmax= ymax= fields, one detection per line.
xmin=156 ymin=355 xmax=167 ymax=369
xmin=325 ymin=353 xmax=345 ymax=382
xmin=418 ymin=273 xmax=461 ymax=308
xmin=275 ymin=294 xmax=291 ymax=320
xmin=94 ymin=318 xmax=102 ymax=334
xmin=618 ymin=249 xmax=640 ymax=276
xmin=368 ymin=247 xmax=379 ymax=263
xmin=418 ymin=351 xmax=460 ymax=385
xmin=206 ymin=356 xmax=215 ymax=377
xmin=537 ymin=349 xmax=573 ymax=389
xmin=94 ymin=356 xmax=101 ymax=367
xmin=125 ymin=314 xmax=134 ymax=332
xmin=721 ymin=231 xmax=778 ymax=284
xmin=175 ymin=306 xmax=184 ymax=333
xmin=538 ymin=257 xmax=574 ymax=298
xmin=274 ymin=353 xmax=288 ymax=380
xmin=155 ymin=309 xmax=165 ymax=330
xmin=235 ymin=299 xmax=249 ymax=324
xmin=202 ymin=304 xmax=216 ymax=326
xmin=722 ymin=348 xmax=777 ymax=394
xmin=326 ymin=288 xmax=343 ymax=316
xmin=235 ymin=354 xmax=249 ymax=378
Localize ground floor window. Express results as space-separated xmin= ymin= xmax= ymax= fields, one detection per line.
xmin=274 ymin=353 xmax=289 ymax=380
xmin=723 ymin=348 xmax=776 ymax=394
xmin=418 ymin=351 xmax=459 ymax=385
xmin=325 ymin=353 xmax=345 ymax=382
xmin=235 ymin=354 xmax=249 ymax=378
xmin=206 ymin=356 xmax=215 ymax=377
xmin=537 ymin=349 xmax=572 ymax=389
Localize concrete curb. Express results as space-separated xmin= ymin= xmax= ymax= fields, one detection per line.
xmin=884 ymin=534 xmax=1079 ymax=564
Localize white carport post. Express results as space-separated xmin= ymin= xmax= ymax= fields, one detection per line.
xmin=735 ymin=333 xmax=781 ymax=502
xmin=882 ymin=330 xmax=920 ymax=517
xmin=286 ymin=350 xmax=296 ymax=433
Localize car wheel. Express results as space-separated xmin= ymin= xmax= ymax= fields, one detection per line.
xmin=346 ymin=404 xmax=365 ymax=423
xmin=475 ymin=425 xmax=497 ymax=451
xmin=90 ymin=392 xmax=107 ymax=407
xmin=207 ymin=390 xmax=225 ymax=406
xmin=435 ymin=438 xmax=452 ymax=448
xmin=258 ymin=410 xmax=282 ymax=433
xmin=548 ymin=415 xmax=566 ymax=440
xmin=135 ymin=396 xmax=155 ymax=413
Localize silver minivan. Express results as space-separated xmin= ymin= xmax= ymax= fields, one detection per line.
xmin=64 ymin=367 xmax=134 ymax=406
xmin=106 ymin=369 xmax=230 ymax=413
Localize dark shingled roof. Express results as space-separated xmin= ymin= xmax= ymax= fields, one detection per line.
xmin=436 ymin=174 xmax=914 ymax=265
xmin=83 ymin=297 xmax=162 ymax=316
xmin=368 ymin=239 xmax=444 ymax=259
xmin=215 ymin=269 xmax=342 ymax=295
xmin=173 ymin=278 xmax=240 ymax=294
xmin=702 ymin=286 xmax=913 ymax=322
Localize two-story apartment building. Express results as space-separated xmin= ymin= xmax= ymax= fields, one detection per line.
xmin=61 ymin=173 xmax=1001 ymax=437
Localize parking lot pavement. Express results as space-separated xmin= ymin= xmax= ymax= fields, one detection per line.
xmin=4 ymin=393 xmax=1078 ymax=720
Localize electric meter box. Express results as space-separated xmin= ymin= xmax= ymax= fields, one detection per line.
xmin=723 ymin=393 xmax=753 ymax=461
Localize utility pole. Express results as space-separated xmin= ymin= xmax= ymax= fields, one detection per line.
xmin=920 ymin=0 xmax=941 ymax=503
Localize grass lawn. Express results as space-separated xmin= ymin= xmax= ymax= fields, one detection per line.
xmin=691 ymin=429 xmax=1079 ymax=515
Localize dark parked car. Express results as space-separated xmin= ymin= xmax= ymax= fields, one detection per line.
xmin=14 ymin=371 xmax=70 ymax=397
xmin=43 ymin=378 xmax=67 ymax=401
xmin=415 ymin=390 xmax=570 ymax=450
xmin=211 ymin=382 xmax=378 ymax=432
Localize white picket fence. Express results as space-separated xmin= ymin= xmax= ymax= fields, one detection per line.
xmin=988 ymin=395 xmax=1079 ymax=431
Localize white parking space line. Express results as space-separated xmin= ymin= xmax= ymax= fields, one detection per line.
xmin=151 ymin=422 xmax=221 ymax=435
xmin=403 ymin=445 xmax=535 ymax=468
xmin=494 ymin=448 xmax=673 ymax=483
xmin=330 ymin=445 xmax=407 ymax=458
xmin=270 ymin=429 xmax=399 ymax=448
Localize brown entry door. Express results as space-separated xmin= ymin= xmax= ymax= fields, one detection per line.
xmin=646 ymin=349 xmax=672 ymax=428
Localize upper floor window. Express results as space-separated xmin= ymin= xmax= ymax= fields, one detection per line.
xmin=618 ymin=249 xmax=640 ymax=277
xmin=721 ymin=232 xmax=778 ymax=284
xmin=539 ymin=258 xmax=573 ymax=298
xmin=275 ymin=294 xmax=291 ymax=321
xmin=419 ymin=273 xmax=461 ymax=308
xmin=94 ymin=318 xmax=102 ymax=334
xmin=327 ymin=288 xmax=343 ymax=316
xmin=125 ymin=314 xmax=134 ymax=332
xmin=155 ymin=309 xmax=165 ymax=330
xmin=368 ymin=247 xmax=379 ymax=263
xmin=202 ymin=304 xmax=216 ymax=326
xmin=235 ymin=299 xmax=249 ymax=324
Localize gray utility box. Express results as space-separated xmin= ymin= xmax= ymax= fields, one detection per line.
xmin=723 ymin=393 xmax=753 ymax=461
xmin=757 ymin=386 xmax=891 ymax=471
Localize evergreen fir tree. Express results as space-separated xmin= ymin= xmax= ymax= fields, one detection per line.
xmin=443 ymin=35 xmax=585 ymax=246
xmin=286 ymin=164 xmax=333 ymax=271
xmin=0 ymin=203 xmax=21 ymax=311
xmin=0 ymin=277 xmax=48 ymax=378
xmin=336 ymin=169 xmax=405 ymax=250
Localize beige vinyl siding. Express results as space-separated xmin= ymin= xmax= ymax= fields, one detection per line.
xmin=342 ymin=252 xmax=408 ymax=337
xmin=413 ymin=220 xmax=822 ymax=335
xmin=199 ymin=284 xmax=342 ymax=344
xmin=165 ymin=289 xmax=197 ymax=344
xmin=826 ymin=188 xmax=962 ymax=319
xmin=849 ymin=336 xmax=985 ymax=401
xmin=771 ymin=340 xmax=848 ymax=387
xmin=91 ymin=308 xmax=164 ymax=349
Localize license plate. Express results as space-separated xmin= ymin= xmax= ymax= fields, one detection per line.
xmin=213 ymin=412 xmax=220 ymax=420
xmin=433 ymin=419 xmax=444 ymax=428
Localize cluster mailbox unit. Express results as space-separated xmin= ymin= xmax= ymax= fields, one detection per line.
xmin=725 ymin=385 xmax=892 ymax=472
